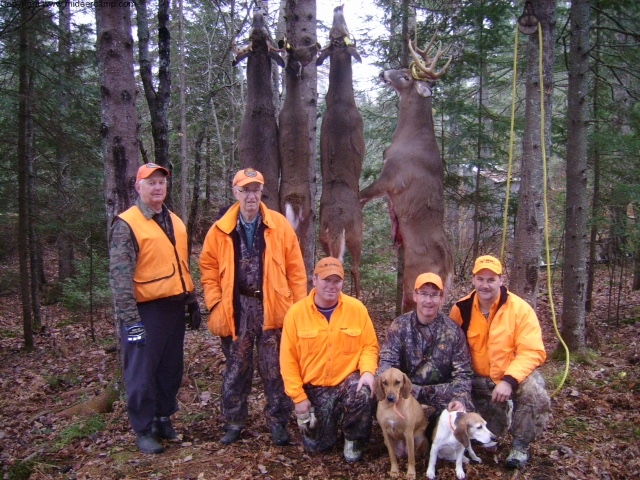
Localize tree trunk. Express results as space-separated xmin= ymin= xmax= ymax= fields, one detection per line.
xmin=512 ymin=0 xmax=556 ymax=307
xmin=133 ymin=0 xmax=172 ymax=206
xmin=281 ymin=0 xmax=317 ymax=288
xmin=94 ymin=1 xmax=140 ymax=416
xmin=96 ymin=3 xmax=140 ymax=226
xmin=18 ymin=6 xmax=34 ymax=350
xmin=56 ymin=3 xmax=76 ymax=287
xmin=29 ymin=157 xmax=42 ymax=330
xmin=178 ymin=0 xmax=188 ymax=218
xmin=561 ymin=0 xmax=590 ymax=355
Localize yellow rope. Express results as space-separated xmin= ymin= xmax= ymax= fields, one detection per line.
xmin=502 ymin=23 xmax=569 ymax=396
xmin=500 ymin=27 xmax=520 ymax=265
xmin=537 ymin=26 xmax=570 ymax=396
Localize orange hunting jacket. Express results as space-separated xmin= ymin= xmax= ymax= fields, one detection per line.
xmin=199 ymin=202 xmax=307 ymax=339
xmin=280 ymin=290 xmax=379 ymax=404
xmin=118 ymin=206 xmax=194 ymax=302
xmin=449 ymin=287 xmax=546 ymax=385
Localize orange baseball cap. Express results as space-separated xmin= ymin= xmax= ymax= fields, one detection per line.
xmin=136 ymin=163 xmax=169 ymax=182
xmin=313 ymin=257 xmax=344 ymax=279
xmin=414 ymin=272 xmax=443 ymax=291
xmin=472 ymin=255 xmax=503 ymax=275
xmin=233 ymin=168 xmax=265 ymax=187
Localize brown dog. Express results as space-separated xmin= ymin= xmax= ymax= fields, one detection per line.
xmin=375 ymin=368 xmax=428 ymax=479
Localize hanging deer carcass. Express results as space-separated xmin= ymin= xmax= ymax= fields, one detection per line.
xmin=360 ymin=34 xmax=454 ymax=312
xmin=317 ymin=5 xmax=365 ymax=298
xmin=233 ymin=6 xmax=284 ymax=210
xmin=279 ymin=42 xmax=318 ymax=259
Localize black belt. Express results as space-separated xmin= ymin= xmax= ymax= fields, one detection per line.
xmin=239 ymin=288 xmax=263 ymax=300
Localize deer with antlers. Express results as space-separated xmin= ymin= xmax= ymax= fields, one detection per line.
xmin=360 ymin=33 xmax=454 ymax=312
xmin=317 ymin=5 xmax=365 ymax=298
xmin=233 ymin=6 xmax=284 ymax=211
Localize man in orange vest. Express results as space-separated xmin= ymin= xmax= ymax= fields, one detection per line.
xmin=200 ymin=168 xmax=307 ymax=446
xmin=449 ymin=255 xmax=550 ymax=469
xmin=109 ymin=163 xmax=200 ymax=454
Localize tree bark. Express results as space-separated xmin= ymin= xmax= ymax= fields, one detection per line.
xmin=178 ymin=0 xmax=188 ymax=218
xmin=18 ymin=6 xmax=34 ymax=350
xmin=281 ymin=0 xmax=317 ymax=287
xmin=96 ymin=3 xmax=140 ymax=226
xmin=55 ymin=3 xmax=76 ymax=287
xmin=133 ymin=0 xmax=172 ymax=205
xmin=512 ymin=0 xmax=556 ymax=307
xmin=562 ymin=0 xmax=590 ymax=354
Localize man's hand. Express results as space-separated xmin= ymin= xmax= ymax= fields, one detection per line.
xmin=356 ymin=371 xmax=375 ymax=397
xmin=126 ymin=323 xmax=146 ymax=347
xmin=491 ymin=380 xmax=513 ymax=403
xmin=186 ymin=302 xmax=202 ymax=330
xmin=294 ymin=399 xmax=317 ymax=435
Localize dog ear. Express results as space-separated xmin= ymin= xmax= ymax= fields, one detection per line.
xmin=373 ymin=375 xmax=386 ymax=401
xmin=400 ymin=373 xmax=413 ymax=399
xmin=453 ymin=413 xmax=471 ymax=448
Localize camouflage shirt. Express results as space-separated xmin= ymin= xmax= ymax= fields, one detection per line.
xmin=108 ymin=198 xmax=174 ymax=327
xmin=378 ymin=311 xmax=473 ymax=411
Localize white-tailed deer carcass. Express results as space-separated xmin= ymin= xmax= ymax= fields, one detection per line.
xmin=233 ymin=6 xmax=284 ymax=210
xmin=279 ymin=41 xmax=318 ymax=258
xmin=360 ymin=34 xmax=454 ymax=312
xmin=317 ymin=5 xmax=365 ymax=298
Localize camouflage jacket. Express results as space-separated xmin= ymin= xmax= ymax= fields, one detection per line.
xmin=378 ymin=311 xmax=473 ymax=411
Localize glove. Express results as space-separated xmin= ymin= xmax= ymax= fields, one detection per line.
xmin=186 ymin=302 xmax=202 ymax=330
xmin=126 ymin=323 xmax=146 ymax=347
xmin=295 ymin=407 xmax=318 ymax=435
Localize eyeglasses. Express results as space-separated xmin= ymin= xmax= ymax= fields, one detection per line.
xmin=415 ymin=291 xmax=442 ymax=300
xmin=235 ymin=187 xmax=263 ymax=196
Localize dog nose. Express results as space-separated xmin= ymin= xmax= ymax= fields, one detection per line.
xmin=386 ymin=395 xmax=395 ymax=403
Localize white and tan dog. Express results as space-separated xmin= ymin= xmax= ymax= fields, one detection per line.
xmin=426 ymin=403 xmax=496 ymax=479
xmin=374 ymin=368 xmax=428 ymax=479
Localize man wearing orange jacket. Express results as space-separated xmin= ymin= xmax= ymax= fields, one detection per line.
xmin=449 ymin=255 xmax=550 ymax=469
xmin=199 ymin=168 xmax=307 ymax=446
xmin=280 ymin=257 xmax=379 ymax=463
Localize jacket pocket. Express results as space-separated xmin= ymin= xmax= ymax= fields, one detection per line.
xmin=340 ymin=328 xmax=362 ymax=354
xmin=208 ymin=302 xmax=232 ymax=337
xmin=298 ymin=329 xmax=320 ymax=358
xmin=134 ymin=263 xmax=176 ymax=284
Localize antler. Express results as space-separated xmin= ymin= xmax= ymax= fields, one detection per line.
xmin=407 ymin=32 xmax=452 ymax=80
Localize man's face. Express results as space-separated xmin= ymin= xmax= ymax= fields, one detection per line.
xmin=136 ymin=170 xmax=167 ymax=211
xmin=472 ymin=269 xmax=503 ymax=304
xmin=233 ymin=181 xmax=263 ymax=219
xmin=313 ymin=274 xmax=343 ymax=307
xmin=413 ymin=283 xmax=444 ymax=324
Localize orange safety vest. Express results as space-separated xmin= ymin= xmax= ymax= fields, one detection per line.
xmin=118 ymin=206 xmax=194 ymax=302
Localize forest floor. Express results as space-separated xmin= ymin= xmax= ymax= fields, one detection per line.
xmin=1 ymin=262 xmax=639 ymax=480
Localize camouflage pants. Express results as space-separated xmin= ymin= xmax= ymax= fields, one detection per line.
xmin=301 ymin=371 xmax=374 ymax=454
xmin=471 ymin=370 xmax=550 ymax=448
xmin=220 ymin=295 xmax=292 ymax=430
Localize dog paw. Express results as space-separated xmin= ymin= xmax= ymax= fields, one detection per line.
xmin=390 ymin=468 xmax=400 ymax=478
xmin=455 ymin=468 xmax=466 ymax=479
xmin=426 ymin=470 xmax=436 ymax=480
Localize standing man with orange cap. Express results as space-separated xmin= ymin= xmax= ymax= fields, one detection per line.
xmin=199 ymin=168 xmax=307 ymax=446
xmin=109 ymin=163 xmax=200 ymax=454
xmin=280 ymin=257 xmax=379 ymax=463
xmin=378 ymin=272 xmax=473 ymax=417
xmin=449 ymin=255 xmax=550 ymax=469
